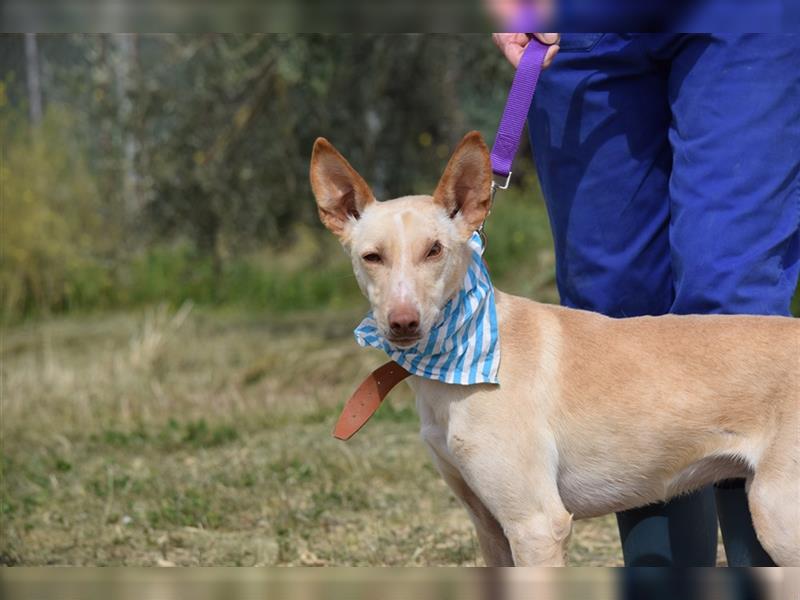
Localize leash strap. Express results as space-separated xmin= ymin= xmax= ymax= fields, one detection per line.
xmin=489 ymin=38 xmax=548 ymax=180
xmin=333 ymin=361 xmax=410 ymax=440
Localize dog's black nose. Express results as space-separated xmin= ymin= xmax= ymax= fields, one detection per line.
xmin=389 ymin=307 xmax=420 ymax=338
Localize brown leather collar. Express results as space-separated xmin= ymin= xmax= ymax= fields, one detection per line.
xmin=333 ymin=361 xmax=411 ymax=441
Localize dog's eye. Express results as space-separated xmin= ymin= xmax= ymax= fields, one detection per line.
xmin=362 ymin=252 xmax=382 ymax=264
xmin=426 ymin=241 xmax=443 ymax=259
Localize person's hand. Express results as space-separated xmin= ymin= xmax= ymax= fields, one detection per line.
xmin=485 ymin=0 xmax=556 ymax=29
xmin=492 ymin=33 xmax=560 ymax=69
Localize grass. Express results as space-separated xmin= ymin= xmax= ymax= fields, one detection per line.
xmin=0 ymin=303 xmax=627 ymax=566
xmin=0 ymin=189 xmax=625 ymax=567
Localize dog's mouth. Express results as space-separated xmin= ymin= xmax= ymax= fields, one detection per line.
xmin=386 ymin=334 xmax=422 ymax=348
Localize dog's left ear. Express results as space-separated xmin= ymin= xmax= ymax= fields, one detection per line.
xmin=310 ymin=138 xmax=375 ymax=241
xmin=433 ymin=131 xmax=493 ymax=238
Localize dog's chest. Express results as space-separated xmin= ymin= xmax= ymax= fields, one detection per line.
xmin=408 ymin=376 xmax=474 ymax=467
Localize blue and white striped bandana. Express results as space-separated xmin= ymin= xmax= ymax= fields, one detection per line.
xmin=354 ymin=232 xmax=500 ymax=385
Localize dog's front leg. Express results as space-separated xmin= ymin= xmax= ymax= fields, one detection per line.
xmin=447 ymin=430 xmax=573 ymax=566
xmin=427 ymin=444 xmax=514 ymax=566
xmin=463 ymin=467 xmax=572 ymax=566
xmin=501 ymin=511 xmax=573 ymax=566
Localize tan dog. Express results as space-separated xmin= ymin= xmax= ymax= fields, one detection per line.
xmin=310 ymin=131 xmax=800 ymax=566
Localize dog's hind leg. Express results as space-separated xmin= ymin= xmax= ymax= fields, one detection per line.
xmin=428 ymin=447 xmax=514 ymax=566
xmin=747 ymin=428 xmax=800 ymax=566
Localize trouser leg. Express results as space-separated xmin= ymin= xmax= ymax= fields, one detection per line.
xmin=529 ymin=33 xmax=719 ymax=566
xmin=666 ymin=34 xmax=800 ymax=566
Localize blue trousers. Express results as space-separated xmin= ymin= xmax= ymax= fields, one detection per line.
xmin=528 ymin=34 xmax=800 ymax=566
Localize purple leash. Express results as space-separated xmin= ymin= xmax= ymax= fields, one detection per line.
xmin=490 ymin=38 xmax=548 ymax=188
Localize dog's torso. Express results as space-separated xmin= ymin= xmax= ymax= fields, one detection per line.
xmin=411 ymin=289 xmax=799 ymax=520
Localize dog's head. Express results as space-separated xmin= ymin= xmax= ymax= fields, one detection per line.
xmin=310 ymin=131 xmax=493 ymax=348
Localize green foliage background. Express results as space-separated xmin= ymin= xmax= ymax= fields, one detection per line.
xmin=2 ymin=34 xmax=547 ymax=321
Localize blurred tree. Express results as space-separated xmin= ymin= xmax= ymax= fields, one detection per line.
xmin=113 ymin=33 xmax=141 ymax=220
xmin=134 ymin=34 xmax=517 ymax=261
xmin=0 ymin=104 xmax=103 ymax=316
xmin=3 ymin=34 xmax=519 ymax=257
xmin=0 ymin=34 xmax=539 ymax=317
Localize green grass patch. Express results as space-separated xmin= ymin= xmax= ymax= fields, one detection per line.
xmin=2 ymin=189 xmax=559 ymax=322
xmin=147 ymin=489 xmax=224 ymax=529
xmin=93 ymin=419 xmax=239 ymax=450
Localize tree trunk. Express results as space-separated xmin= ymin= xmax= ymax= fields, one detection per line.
xmin=24 ymin=33 xmax=43 ymax=125
xmin=113 ymin=33 xmax=140 ymax=220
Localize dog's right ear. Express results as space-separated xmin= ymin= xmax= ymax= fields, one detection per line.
xmin=310 ymin=138 xmax=375 ymax=240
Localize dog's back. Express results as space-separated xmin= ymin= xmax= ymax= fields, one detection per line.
xmin=497 ymin=290 xmax=798 ymax=524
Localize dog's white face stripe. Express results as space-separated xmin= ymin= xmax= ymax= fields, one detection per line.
xmin=391 ymin=210 xmax=416 ymax=308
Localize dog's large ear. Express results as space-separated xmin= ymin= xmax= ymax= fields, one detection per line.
xmin=433 ymin=131 xmax=493 ymax=238
xmin=310 ymin=138 xmax=375 ymax=240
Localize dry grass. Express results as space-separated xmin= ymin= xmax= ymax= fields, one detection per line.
xmin=0 ymin=303 xmax=628 ymax=566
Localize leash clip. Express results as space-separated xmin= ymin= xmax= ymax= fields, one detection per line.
xmin=492 ymin=171 xmax=512 ymax=193
xmin=480 ymin=172 xmax=512 ymax=250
